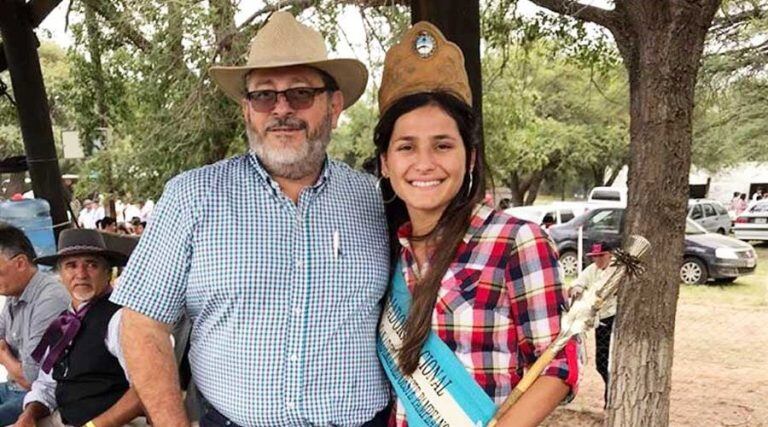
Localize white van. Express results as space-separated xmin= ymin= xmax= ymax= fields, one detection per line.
xmin=587 ymin=186 xmax=627 ymax=204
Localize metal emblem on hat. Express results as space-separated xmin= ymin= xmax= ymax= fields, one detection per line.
xmin=414 ymin=31 xmax=436 ymax=58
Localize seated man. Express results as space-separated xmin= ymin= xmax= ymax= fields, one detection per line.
xmin=0 ymin=224 xmax=70 ymax=424
xmin=14 ymin=229 xmax=146 ymax=427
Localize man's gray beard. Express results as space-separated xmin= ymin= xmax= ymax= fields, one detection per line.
xmin=247 ymin=112 xmax=333 ymax=180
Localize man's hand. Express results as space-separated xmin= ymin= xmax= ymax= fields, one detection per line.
xmin=12 ymin=413 xmax=35 ymax=427
xmin=13 ymin=402 xmax=50 ymax=427
xmin=568 ymin=286 xmax=584 ymax=300
xmin=0 ymin=339 xmax=11 ymax=363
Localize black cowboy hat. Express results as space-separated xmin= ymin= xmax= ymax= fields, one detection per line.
xmin=35 ymin=229 xmax=129 ymax=267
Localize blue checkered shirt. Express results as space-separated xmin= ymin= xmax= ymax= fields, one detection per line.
xmin=111 ymin=152 xmax=391 ymax=426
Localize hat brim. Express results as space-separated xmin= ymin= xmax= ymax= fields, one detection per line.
xmin=586 ymin=250 xmax=611 ymax=257
xmin=209 ymin=58 xmax=368 ymax=110
xmin=35 ymin=248 xmax=129 ymax=268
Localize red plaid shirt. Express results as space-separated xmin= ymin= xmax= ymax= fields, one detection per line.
xmin=391 ymin=203 xmax=579 ymax=426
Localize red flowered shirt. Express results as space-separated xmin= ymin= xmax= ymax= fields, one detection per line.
xmin=390 ymin=203 xmax=579 ymax=426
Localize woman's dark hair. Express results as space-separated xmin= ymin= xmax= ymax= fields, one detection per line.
xmin=97 ymin=216 xmax=116 ymax=230
xmin=373 ymin=92 xmax=489 ymax=375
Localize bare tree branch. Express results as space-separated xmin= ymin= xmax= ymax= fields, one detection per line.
xmin=237 ymin=0 xmax=314 ymax=31
xmin=527 ymin=0 xmax=619 ymax=30
xmin=712 ymin=5 xmax=765 ymax=29
xmin=79 ymin=0 xmax=151 ymax=51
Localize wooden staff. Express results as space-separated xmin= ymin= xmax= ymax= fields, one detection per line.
xmin=488 ymin=235 xmax=651 ymax=426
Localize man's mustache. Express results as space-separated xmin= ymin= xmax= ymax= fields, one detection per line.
xmin=265 ymin=117 xmax=307 ymax=131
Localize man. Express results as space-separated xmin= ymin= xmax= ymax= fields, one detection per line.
xmin=0 ymin=225 xmax=70 ymax=424
xmin=569 ymin=241 xmax=617 ymax=407
xmin=77 ymin=200 xmax=103 ymax=230
xmin=111 ymin=12 xmax=390 ymax=426
xmin=15 ymin=229 xmax=146 ymax=427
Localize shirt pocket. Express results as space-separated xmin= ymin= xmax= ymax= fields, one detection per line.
xmin=328 ymin=248 xmax=389 ymax=324
xmin=435 ymin=267 xmax=510 ymax=353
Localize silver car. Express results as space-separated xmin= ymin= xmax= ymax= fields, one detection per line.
xmin=734 ymin=201 xmax=768 ymax=242
xmin=688 ymin=199 xmax=731 ymax=234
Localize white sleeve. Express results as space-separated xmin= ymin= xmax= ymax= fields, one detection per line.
xmin=22 ymin=367 xmax=57 ymax=412
xmin=106 ymin=309 xmax=128 ymax=377
xmin=106 ymin=308 xmax=175 ymax=383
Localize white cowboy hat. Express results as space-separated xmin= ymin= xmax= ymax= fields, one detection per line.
xmin=209 ymin=11 xmax=368 ymax=110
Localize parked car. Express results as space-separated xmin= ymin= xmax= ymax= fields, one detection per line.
xmin=547 ymin=206 xmax=757 ymax=284
xmin=504 ymin=203 xmax=584 ymax=228
xmin=734 ymin=200 xmax=768 ymax=242
xmin=587 ymin=186 xmax=627 ymax=204
xmin=687 ymin=199 xmax=731 ymax=234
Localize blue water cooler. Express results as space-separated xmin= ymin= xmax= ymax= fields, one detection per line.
xmin=0 ymin=198 xmax=57 ymax=260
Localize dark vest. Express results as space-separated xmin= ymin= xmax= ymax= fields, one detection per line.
xmin=52 ymin=298 xmax=128 ymax=426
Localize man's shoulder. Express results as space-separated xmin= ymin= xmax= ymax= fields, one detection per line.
xmin=31 ymin=271 xmax=62 ymax=292
xmin=328 ymin=159 xmax=377 ymax=192
xmin=170 ymin=155 xmax=248 ymax=184
xmin=28 ymin=271 xmax=69 ymax=305
xmin=164 ymin=155 xmax=249 ymax=196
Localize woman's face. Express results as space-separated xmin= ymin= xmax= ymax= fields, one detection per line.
xmin=380 ymin=104 xmax=471 ymax=225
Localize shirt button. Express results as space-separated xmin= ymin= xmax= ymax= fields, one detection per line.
xmin=286 ymin=400 xmax=295 ymax=410
xmin=290 ymin=354 xmax=298 ymax=362
xmin=295 ymin=260 xmax=303 ymax=268
xmin=292 ymin=308 xmax=301 ymax=316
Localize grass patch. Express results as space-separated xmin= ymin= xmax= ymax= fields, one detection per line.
xmin=679 ymin=244 xmax=768 ymax=307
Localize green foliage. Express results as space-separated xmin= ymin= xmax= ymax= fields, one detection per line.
xmin=482 ymin=41 xmax=628 ymax=204
xmin=329 ymin=96 xmax=378 ymax=170
xmin=0 ymin=42 xmax=73 ymax=160
xmin=693 ymin=76 xmax=768 ymax=171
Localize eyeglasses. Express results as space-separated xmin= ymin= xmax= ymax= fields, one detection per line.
xmin=245 ymin=87 xmax=329 ymax=112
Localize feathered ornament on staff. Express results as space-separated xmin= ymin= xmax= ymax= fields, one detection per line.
xmin=488 ymin=234 xmax=651 ymax=426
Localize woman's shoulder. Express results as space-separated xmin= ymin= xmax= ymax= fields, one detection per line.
xmin=475 ymin=205 xmax=548 ymax=241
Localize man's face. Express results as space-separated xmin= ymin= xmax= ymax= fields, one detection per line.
xmin=0 ymin=253 xmax=29 ymax=296
xmin=241 ymin=66 xmax=344 ymax=180
xmin=58 ymin=255 xmax=111 ymax=305
xmin=594 ymin=253 xmax=612 ymax=270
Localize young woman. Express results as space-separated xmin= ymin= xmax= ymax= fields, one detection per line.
xmin=375 ymin=22 xmax=579 ymax=427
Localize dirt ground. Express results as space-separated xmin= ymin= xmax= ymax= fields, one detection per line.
xmin=542 ymin=302 xmax=768 ymax=426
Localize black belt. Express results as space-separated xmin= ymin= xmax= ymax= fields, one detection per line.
xmin=199 ymin=395 xmax=390 ymax=427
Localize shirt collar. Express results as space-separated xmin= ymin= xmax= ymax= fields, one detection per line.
xmin=463 ymin=202 xmax=495 ymax=243
xmin=247 ymin=150 xmax=332 ymax=192
xmin=396 ymin=202 xmax=495 ymax=248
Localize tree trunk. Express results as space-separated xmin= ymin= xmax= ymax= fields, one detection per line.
xmin=592 ymin=165 xmax=604 ymax=187
xmin=85 ymin=4 xmax=116 ymax=217
xmin=523 ymin=171 xmax=544 ymax=205
xmin=505 ymin=172 xmax=525 ymax=207
xmin=604 ymin=166 xmax=621 ymax=187
xmin=605 ymin=2 xmax=720 ymax=426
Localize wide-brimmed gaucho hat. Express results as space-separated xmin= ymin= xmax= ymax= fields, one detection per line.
xmin=209 ymin=11 xmax=368 ymax=110
xmin=35 ymin=229 xmax=128 ymax=267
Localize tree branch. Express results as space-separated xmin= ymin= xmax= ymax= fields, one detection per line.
xmin=527 ymin=0 xmax=618 ymax=30
xmin=712 ymin=6 xmax=765 ymax=29
xmin=79 ymin=0 xmax=151 ymax=52
xmin=237 ymin=0 xmax=314 ymax=31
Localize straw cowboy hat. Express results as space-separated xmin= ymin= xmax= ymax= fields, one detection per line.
xmin=209 ymin=11 xmax=368 ymax=110
xmin=36 ymin=229 xmax=129 ymax=267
